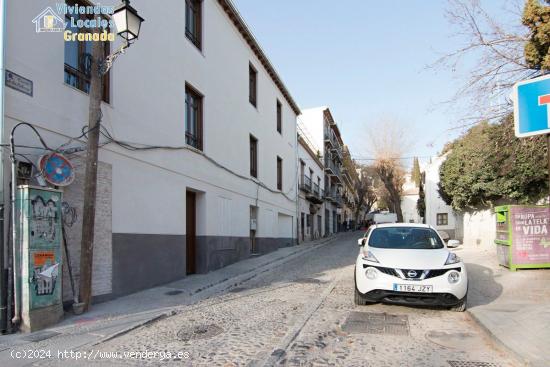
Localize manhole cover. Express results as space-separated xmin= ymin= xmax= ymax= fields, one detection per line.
xmin=341 ymin=312 xmax=409 ymax=335
xmin=22 ymin=330 xmax=60 ymax=342
xmin=448 ymin=361 xmax=499 ymax=367
xmin=165 ymin=290 xmax=183 ymax=296
xmin=177 ymin=324 xmax=224 ymax=342
xmin=293 ymin=278 xmax=327 ymax=284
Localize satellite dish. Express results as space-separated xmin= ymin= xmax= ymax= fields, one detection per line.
xmin=38 ymin=153 xmax=75 ymax=187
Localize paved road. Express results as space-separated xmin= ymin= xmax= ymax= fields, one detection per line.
xmin=43 ymin=232 xmax=521 ymax=366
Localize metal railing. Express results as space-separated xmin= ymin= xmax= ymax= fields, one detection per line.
xmin=300 ymin=176 xmax=312 ymax=192
xmin=324 ymin=156 xmax=341 ymax=177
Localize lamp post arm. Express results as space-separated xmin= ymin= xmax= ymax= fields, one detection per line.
xmin=98 ymin=41 xmax=130 ymax=76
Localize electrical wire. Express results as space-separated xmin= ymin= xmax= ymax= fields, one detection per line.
xmin=10 ymin=120 xmax=297 ymax=202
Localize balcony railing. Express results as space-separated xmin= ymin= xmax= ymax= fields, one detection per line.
xmin=324 ymin=127 xmax=341 ymax=150
xmin=300 ymin=176 xmax=312 ymax=192
xmin=324 ymin=156 xmax=341 ymax=177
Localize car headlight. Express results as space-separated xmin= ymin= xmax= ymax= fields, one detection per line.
xmin=365 ymin=267 xmax=378 ymax=280
xmin=362 ymin=250 xmax=379 ymax=263
xmin=448 ymin=271 xmax=460 ymax=284
xmin=445 ymin=252 xmax=461 ymax=265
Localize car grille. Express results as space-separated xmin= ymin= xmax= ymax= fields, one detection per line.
xmin=400 ymin=269 xmax=424 ymax=279
xmin=363 ymin=264 xmax=400 ymax=277
xmin=424 ymin=267 xmax=461 ymax=279
xmin=362 ymin=265 xmax=461 ymax=279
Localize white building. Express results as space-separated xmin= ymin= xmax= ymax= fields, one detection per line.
xmin=297 ymin=134 xmax=325 ymax=242
xmin=423 ymin=155 xmax=461 ymax=240
xmin=298 ymin=107 xmax=344 ymax=234
xmin=401 ymin=173 xmax=421 ymax=223
xmin=4 ymin=0 xmax=300 ymax=302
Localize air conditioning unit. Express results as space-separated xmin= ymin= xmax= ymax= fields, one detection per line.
xmin=250 ymin=219 xmax=257 ymax=230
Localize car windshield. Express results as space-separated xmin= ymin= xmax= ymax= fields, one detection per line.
xmin=368 ymin=227 xmax=444 ymax=249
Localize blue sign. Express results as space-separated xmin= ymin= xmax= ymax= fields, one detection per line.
xmin=513 ymin=74 xmax=550 ymax=137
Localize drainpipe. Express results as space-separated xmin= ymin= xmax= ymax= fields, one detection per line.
xmin=0 ymin=0 xmax=7 ymax=334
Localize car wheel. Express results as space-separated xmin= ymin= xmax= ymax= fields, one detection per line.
xmin=354 ymin=287 xmax=370 ymax=305
xmin=450 ymin=296 xmax=467 ymax=312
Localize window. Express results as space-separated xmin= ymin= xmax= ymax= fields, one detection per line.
xmin=249 ymin=64 xmax=257 ymax=107
xmin=185 ymin=0 xmax=202 ymax=49
xmin=64 ymin=0 xmax=110 ymax=102
xmin=250 ymin=135 xmax=258 ymax=178
xmin=436 ymin=213 xmax=449 ymax=226
xmin=276 ymin=100 xmax=282 ymax=133
xmin=277 ymin=156 xmax=283 ymax=190
xmin=185 ymin=84 xmax=203 ymax=150
xmin=368 ymin=227 xmax=444 ymax=249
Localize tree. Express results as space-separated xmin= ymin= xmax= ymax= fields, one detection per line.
xmin=523 ymin=0 xmax=550 ymax=71
xmin=411 ymin=157 xmax=421 ymax=187
xmin=367 ymin=119 xmax=408 ymax=222
xmin=417 ymin=174 xmax=426 ymax=222
xmin=433 ymin=0 xmax=541 ymax=125
xmin=439 ymin=114 xmax=548 ymax=210
xmin=354 ymin=164 xmax=378 ymax=223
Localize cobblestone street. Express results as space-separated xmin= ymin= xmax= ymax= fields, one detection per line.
xmin=51 ymin=232 xmax=520 ymax=367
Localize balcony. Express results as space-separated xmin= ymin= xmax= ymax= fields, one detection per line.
xmin=324 ymin=128 xmax=340 ymax=147
xmin=324 ymin=186 xmax=334 ymax=201
xmin=299 ymin=175 xmax=312 ymax=192
xmin=306 ymin=182 xmax=324 ymax=204
xmin=324 ymin=156 xmax=341 ymax=177
xmin=334 ymin=193 xmax=343 ymax=208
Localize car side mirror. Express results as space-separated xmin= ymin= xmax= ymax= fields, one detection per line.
xmin=447 ymin=239 xmax=460 ymax=248
xmin=357 ymin=238 xmax=366 ymax=246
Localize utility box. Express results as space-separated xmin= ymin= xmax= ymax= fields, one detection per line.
xmin=15 ymin=186 xmax=63 ymax=332
xmin=494 ymin=205 xmax=550 ymax=271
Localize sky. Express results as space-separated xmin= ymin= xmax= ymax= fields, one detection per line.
xmin=231 ymin=0 xmax=522 ymax=167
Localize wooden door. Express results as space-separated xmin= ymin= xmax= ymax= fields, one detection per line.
xmin=186 ymin=191 xmax=196 ymax=274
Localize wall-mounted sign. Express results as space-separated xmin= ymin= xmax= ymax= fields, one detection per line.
xmin=513 ymin=74 xmax=550 ymax=137
xmin=5 ymin=70 xmax=33 ymax=97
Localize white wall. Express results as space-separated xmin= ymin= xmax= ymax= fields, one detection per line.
xmin=401 ymin=195 xmax=421 ymax=223
xmin=423 ymin=155 xmax=458 ymax=237
xmin=5 ymin=0 xmax=298 ymax=241
xmin=462 ymin=209 xmax=496 ymax=248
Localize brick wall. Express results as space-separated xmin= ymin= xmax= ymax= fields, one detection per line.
xmin=61 ymin=156 xmax=112 ymax=302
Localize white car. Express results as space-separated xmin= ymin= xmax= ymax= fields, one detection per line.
xmin=354 ymin=223 xmax=468 ymax=311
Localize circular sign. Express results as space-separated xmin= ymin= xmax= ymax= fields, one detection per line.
xmin=38 ymin=153 xmax=75 ymax=187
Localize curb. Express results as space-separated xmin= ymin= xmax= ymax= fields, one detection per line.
xmin=466 ymin=310 xmax=530 ymax=366
xmin=92 ymin=311 xmax=174 ymax=346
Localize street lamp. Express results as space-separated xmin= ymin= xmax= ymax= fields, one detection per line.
xmin=112 ymin=0 xmax=145 ymax=42
xmin=79 ymin=0 xmax=144 ymax=313
xmin=101 ymin=0 xmax=144 ymax=75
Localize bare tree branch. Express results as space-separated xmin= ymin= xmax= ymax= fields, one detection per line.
xmin=430 ymin=0 xmax=540 ymax=126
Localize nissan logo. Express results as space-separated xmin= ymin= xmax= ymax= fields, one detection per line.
xmin=407 ymin=270 xmax=417 ymax=278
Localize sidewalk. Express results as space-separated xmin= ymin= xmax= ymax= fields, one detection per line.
xmin=460 ymin=246 xmax=550 ymax=367
xmin=0 ymin=233 xmax=344 ymax=365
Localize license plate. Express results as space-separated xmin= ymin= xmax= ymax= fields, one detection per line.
xmin=393 ymin=284 xmax=433 ymax=293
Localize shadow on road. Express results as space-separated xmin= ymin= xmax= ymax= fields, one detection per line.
xmin=464 ymin=262 xmax=503 ymax=308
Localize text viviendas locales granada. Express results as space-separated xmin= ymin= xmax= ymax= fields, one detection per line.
xmin=60 ymin=3 xmax=116 ymax=42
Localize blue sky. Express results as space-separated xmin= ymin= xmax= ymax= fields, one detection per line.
xmin=232 ymin=0 xmax=520 ymax=167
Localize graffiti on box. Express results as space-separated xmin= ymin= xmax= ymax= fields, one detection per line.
xmin=30 ymin=251 xmax=59 ymax=296
xmin=511 ymin=206 xmax=550 ymax=265
xmin=30 ymin=195 xmax=59 ymax=243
